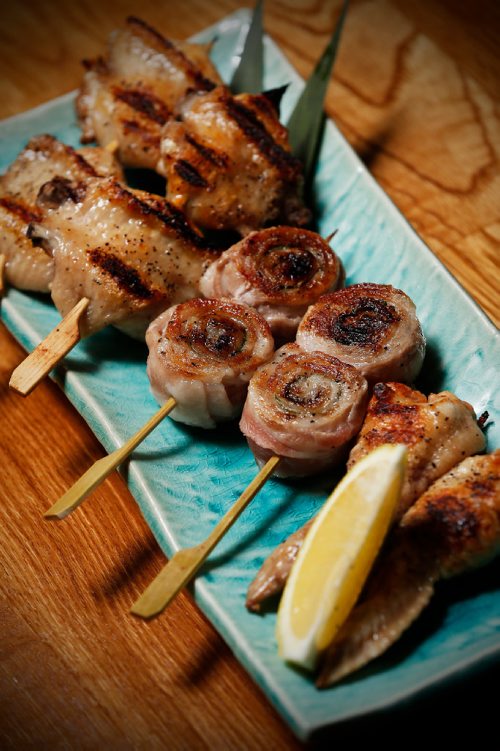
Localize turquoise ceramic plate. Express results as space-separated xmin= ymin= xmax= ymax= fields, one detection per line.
xmin=1 ymin=10 xmax=499 ymax=741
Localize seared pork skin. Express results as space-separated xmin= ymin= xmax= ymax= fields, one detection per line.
xmin=158 ymin=86 xmax=311 ymax=235
xmin=146 ymin=298 xmax=274 ymax=428
xmin=246 ymin=382 xmax=486 ymax=611
xmin=240 ymin=343 xmax=368 ymax=479
xmin=76 ymin=16 xmax=222 ymax=169
xmin=317 ymin=450 xmax=500 ymax=687
xmin=0 ymin=134 xmax=122 ymax=292
xmin=296 ymin=283 xmax=425 ymax=385
xmin=200 ymin=227 xmax=344 ymax=341
xmin=28 ymin=177 xmax=217 ymax=339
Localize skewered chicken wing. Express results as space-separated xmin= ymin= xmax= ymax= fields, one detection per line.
xmin=146 ymin=298 xmax=274 ymax=428
xmin=76 ymin=16 xmax=222 ymax=169
xmin=200 ymin=226 xmax=344 ymax=341
xmin=0 ymin=134 xmax=122 ymax=292
xmin=246 ymin=382 xmax=486 ymax=610
xmin=28 ymin=176 xmax=217 ymax=339
xmin=317 ymin=450 xmax=500 ymax=687
xmin=296 ymin=284 xmax=425 ymax=384
xmin=158 ymin=86 xmax=311 ymax=234
xmin=240 ymin=343 xmax=368 ymax=478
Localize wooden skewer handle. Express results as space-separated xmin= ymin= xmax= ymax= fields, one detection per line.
xmin=9 ymin=297 xmax=90 ymax=396
xmin=130 ymin=455 xmax=281 ymax=619
xmin=45 ymin=397 xmax=177 ymax=520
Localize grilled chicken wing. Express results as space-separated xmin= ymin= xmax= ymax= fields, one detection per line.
xmin=317 ymin=450 xmax=500 ymax=687
xmin=0 ymin=134 xmax=122 ymax=292
xmin=296 ymin=284 xmax=425 ymax=384
xmin=246 ymin=382 xmax=486 ymax=610
xmin=28 ymin=176 xmax=217 ymax=339
xmin=240 ymin=343 xmax=368 ymax=478
xmin=146 ymin=298 xmax=274 ymax=428
xmin=200 ymin=227 xmax=344 ymax=341
xmin=158 ymin=86 xmax=311 ymax=235
xmin=76 ymin=16 xmax=222 ymax=169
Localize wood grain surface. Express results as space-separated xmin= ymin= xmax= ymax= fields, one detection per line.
xmin=0 ymin=1 xmax=498 ymax=748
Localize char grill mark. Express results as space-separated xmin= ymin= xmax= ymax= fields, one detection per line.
xmin=331 ymin=298 xmax=400 ymax=347
xmin=225 ymin=98 xmax=301 ymax=180
xmin=0 ymin=197 xmax=41 ymax=224
xmin=126 ymin=16 xmax=216 ymax=93
xmin=87 ymin=247 xmax=155 ymax=300
xmin=113 ymin=87 xmax=171 ymax=124
xmin=184 ymin=133 xmax=228 ymax=168
xmin=174 ymin=159 xmax=209 ymax=188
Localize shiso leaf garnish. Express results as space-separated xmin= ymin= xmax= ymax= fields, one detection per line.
xmin=287 ymin=0 xmax=349 ymax=189
xmin=230 ymin=0 xmax=264 ymax=94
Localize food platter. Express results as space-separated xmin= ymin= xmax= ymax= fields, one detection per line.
xmin=1 ymin=9 xmax=499 ymax=740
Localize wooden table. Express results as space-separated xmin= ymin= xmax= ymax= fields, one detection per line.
xmin=0 ymin=1 xmax=498 ymax=747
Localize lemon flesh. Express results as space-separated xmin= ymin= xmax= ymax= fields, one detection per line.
xmin=276 ymin=444 xmax=407 ymax=671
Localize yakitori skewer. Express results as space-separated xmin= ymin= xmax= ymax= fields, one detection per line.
xmin=44 ymin=298 xmax=274 ymax=518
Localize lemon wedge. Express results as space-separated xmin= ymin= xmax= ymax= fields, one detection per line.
xmin=276 ymin=443 xmax=407 ymax=671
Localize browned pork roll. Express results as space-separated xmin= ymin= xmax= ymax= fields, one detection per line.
xmin=0 ymin=134 xmax=122 ymax=292
xmin=296 ymin=283 xmax=425 ymax=384
xmin=76 ymin=16 xmax=222 ymax=169
xmin=146 ymin=298 xmax=274 ymax=428
xmin=240 ymin=343 xmax=368 ymax=478
xmin=158 ymin=86 xmax=311 ymax=235
xmin=200 ymin=227 xmax=344 ymax=341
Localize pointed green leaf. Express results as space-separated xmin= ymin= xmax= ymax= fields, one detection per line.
xmin=287 ymin=0 xmax=349 ymax=186
xmin=230 ymin=0 xmax=264 ymax=94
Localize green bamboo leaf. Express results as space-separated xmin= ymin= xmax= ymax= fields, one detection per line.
xmin=230 ymin=0 xmax=264 ymax=94
xmin=287 ymin=0 xmax=349 ymax=187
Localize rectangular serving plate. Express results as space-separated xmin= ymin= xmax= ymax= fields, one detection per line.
xmin=1 ymin=9 xmax=499 ymax=741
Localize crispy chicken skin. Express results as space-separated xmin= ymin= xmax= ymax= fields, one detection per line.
xmin=240 ymin=343 xmax=368 ymax=478
xmin=200 ymin=227 xmax=344 ymax=341
xmin=158 ymin=86 xmax=311 ymax=234
xmin=296 ymin=284 xmax=425 ymax=385
xmin=76 ymin=16 xmax=222 ymax=169
xmin=28 ymin=176 xmax=217 ymax=339
xmin=246 ymin=382 xmax=486 ymax=611
xmin=146 ymin=299 xmax=274 ymax=428
xmin=0 ymin=134 xmax=122 ymax=292
xmin=317 ymin=451 xmax=500 ymax=687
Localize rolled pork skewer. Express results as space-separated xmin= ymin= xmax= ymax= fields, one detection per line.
xmin=296 ymin=283 xmax=426 ymax=385
xmin=146 ymin=298 xmax=275 ymax=428
xmin=46 ymin=298 xmax=274 ymax=519
xmin=245 ymin=381 xmax=486 ymax=611
xmin=200 ymin=226 xmax=344 ymax=341
xmin=240 ymin=343 xmax=369 ymax=478
xmin=9 ymin=176 xmax=219 ymax=395
xmin=77 ymin=16 xmax=222 ymax=170
xmin=317 ymin=450 xmax=500 ymax=687
xmin=0 ymin=134 xmax=122 ymax=293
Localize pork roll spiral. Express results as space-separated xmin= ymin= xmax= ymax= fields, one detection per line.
xmin=240 ymin=343 xmax=368 ymax=477
xmin=296 ymin=283 xmax=425 ymax=384
xmin=146 ymin=298 xmax=274 ymax=428
xmin=200 ymin=227 xmax=344 ymax=341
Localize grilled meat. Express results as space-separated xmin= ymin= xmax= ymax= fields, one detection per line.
xmin=146 ymin=298 xmax=274 ymax=428
xmin=200 ymin=227 xmax=344 ymax=341
xmin=28 ymin=176 xmax=217 ymax=339
xmin=296 ymin=283 xmax=425 ymax=385
xmin=0 ymin=134 xmax=122 ymax=292
xmin=240 ymin=343 xmax=368 ymax=478
xmin=158 ymin=86 xmax=311 ymax=234
xmin=76 ymin=16 xmax=222 ymax=169
xmin=317 ymin=450 xmax=500 ymax=687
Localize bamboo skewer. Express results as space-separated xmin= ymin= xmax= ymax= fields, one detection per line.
xmin=131 ymin=455 xmax=281 ymax=619
xmin=45 ymin=396 xmax=177 ymax=519
xmin=9 ymin=297 xmax=90 ymax=396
